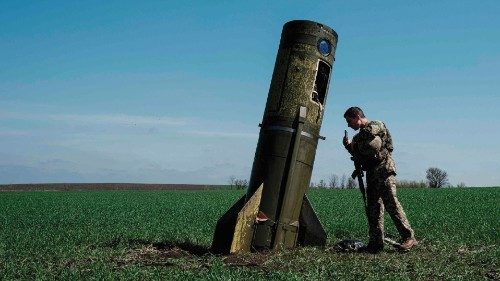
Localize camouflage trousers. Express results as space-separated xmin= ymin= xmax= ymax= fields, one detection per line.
xmin=365 ymin=171 xmax=414 ymax=246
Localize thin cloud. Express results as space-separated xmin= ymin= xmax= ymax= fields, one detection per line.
xmin=0 ymin=111 xmax=188 ymax=126
xmin=0 ymin=130 xmax=33 ymax=137
xmin=186 ymin=131 xmax=258 ymax=139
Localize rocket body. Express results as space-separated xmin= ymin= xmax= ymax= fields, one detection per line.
xmin=212 ymin=20 xmax=338 ymax=253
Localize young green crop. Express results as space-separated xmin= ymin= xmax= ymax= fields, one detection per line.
xmin=0 ymin=188 xmax=498 ymax=280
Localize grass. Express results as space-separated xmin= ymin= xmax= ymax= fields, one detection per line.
xmin=0 ymin=187 xmax=498 ymax=280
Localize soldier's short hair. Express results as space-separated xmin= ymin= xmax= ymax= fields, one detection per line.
xmin=344 ymin=107 xmax=365 ymax=118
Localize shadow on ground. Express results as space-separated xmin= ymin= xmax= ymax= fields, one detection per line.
xmin=108 ymin=239 xmax=210 ymax=269
xmin=105 ymin=238 xmax=276 ymax=268
xmin=105 ymin=237 xmax=417 ymax=270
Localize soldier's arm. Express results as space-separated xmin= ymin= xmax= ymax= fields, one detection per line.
xmin=356 ymin=127 xmax=382 ymax=156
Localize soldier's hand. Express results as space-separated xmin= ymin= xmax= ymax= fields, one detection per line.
xmin=343 ymin=136 xmax=351 ymax=147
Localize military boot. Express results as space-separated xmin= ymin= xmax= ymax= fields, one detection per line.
xmin=397 ymin=237 xmax=417 ymax=252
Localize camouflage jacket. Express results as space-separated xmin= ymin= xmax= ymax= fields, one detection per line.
xmin=351 ymin=120 xmax=396 ymax=174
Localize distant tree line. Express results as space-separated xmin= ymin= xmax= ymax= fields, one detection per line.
xmin=310 ymin=173 xmax=357 ymax=189
xmin=230 ymin=167 xmax=466 ymax=190
xmin=228 ymin=176 xmax=248 ymax=190
xmin=312 ymin=167 xmax=466 ymax=189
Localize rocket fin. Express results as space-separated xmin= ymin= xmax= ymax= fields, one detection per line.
xmin=297 ymin=195 xmax=327 ymax=247
xmin=211 ymin=195 xmax=246 ymax=254
xmin=210 ymin=184 xmax=263 ymax=254
xmin=230 ymin=184 xmax=263 ymax=254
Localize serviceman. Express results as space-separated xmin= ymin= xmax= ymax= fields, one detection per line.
xmin=342 ymin=106 xmax=417 ymax=253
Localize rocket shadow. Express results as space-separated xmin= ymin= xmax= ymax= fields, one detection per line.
xmin=147 ymin=240 xmax=210 ymax=257
xmin=103 ymin=237 xmax=211 ymax=257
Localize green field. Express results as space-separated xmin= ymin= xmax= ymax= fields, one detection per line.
xmin=0 ymin=188 xmax=498 ymax=280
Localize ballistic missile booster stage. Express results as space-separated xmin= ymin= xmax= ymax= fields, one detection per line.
xmin=212 ymin=20 xmax=338 ymax=254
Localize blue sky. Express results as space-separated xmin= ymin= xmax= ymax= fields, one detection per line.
xmin=1 ymin=1 xmax=499 ymax=186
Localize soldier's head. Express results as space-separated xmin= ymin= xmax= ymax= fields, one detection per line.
xmin=344 ymin=107 xmax=367 ymax=130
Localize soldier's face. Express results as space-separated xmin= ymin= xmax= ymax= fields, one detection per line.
xmin=345 ymin=116 xmax=361 ymax=130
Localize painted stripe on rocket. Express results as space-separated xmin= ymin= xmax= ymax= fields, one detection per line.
xmin=265 ymin=125 xmax=316 ymax=139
